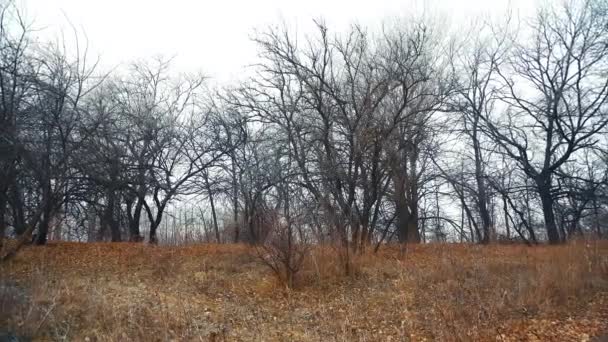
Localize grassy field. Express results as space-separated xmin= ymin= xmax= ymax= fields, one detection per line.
xmin=1 ymin=241 xmax=607 ymax=341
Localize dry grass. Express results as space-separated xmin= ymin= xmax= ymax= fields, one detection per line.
xmin=0 ymin=241 xmax=607 ymax=341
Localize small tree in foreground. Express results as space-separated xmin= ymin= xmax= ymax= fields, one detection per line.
xmin=255 ymin=208 xmax=309 ymax=289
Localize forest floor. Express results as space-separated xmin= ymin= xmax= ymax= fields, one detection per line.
xmin=1 ymin=241 xmax=607 ymax=341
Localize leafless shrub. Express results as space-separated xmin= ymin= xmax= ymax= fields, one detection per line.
xmin=255 ymin=210 xmax=309 ymax=289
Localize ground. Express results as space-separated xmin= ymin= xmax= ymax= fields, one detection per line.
xmin=1 ymin=241 xmax=607 ymax=341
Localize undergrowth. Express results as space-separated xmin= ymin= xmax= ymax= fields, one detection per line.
xmin=0 ymin=241 xmax=606 ymax=341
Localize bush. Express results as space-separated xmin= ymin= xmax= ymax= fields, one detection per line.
xmin=255 ymin=215 xmax=308 ymax=288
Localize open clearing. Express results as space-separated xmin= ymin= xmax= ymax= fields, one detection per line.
xmin=1 ymin=242 xmax=607 ymax=341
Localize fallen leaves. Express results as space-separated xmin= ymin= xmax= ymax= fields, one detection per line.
xmin=0 ymin=241 xmax=606 ymax=341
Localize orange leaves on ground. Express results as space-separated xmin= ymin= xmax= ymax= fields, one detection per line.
xmin=1 ymin=241 xmax=607 ymax=341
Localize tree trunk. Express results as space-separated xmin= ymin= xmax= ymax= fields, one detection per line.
xmin=10 ymin=184 xmax=26 ymax=235
xmin=35 ymin=183 xmax=53 ymax=245
xmin=104 ymin=189 xmax=121 ymax=242
xmin=127 ymin=197 xmax=144 ymax=242
xmin=109 ymin=219 xmax=121 ymax=242
xmin=476 ymin=179 xmax=492 ymax=244
xmin=87 ymin=204 xmax=97 ymax=242
xmin=36 ymin=127 xmax=53 ymax=246
xmin=359 ymin=218 xmax=370 ymax=252
xmin=232 ymin=155 xmax=239 ymax=243
xmin=204 ymin=173 xmax=221 ymax=243
xmin=394 ymin=184 xmax=410 ymax=243
xmin=503 ymin=195 xmax=510 ymax=240
xmin=36 ymin=213 xmax=49 ymax=245
xmin=0 ymin=193 xmax=7 ymax=249
xmin=406 ymin=142 xmax=421 ymax=243
xmin=472 ymin=116 xmax=492 ymax=244
xmin=149 ymin=223 xmax=158 ymax=244
xmin=537 ymin=179 xmax=560 ymax=244
xmin=149 ymin=212 xmax=164 ymax=245
xmin=407 ymin=195 xmax=421 ymax=243
xmin=97 ymin=215 xmax=107 ymax=241
xmin=593 ymin=198 xmax=601 ymax=238
xmin=143 ymin=199 xmax=164 ymax=244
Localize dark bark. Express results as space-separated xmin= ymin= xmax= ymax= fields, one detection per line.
xmin=126 ymin=196 xmax=144 ymax=242
xmin=35 ymin=217 xmax=49 ymax=245
xmin=392 ymin=146 xmax=420 ymax=244
xmin=10 ymin=183 xmax=25 ymax=235
xmin=394 ymin=184 xmax=410 ymax=244
xmin=143 ymin=191 xmax=167 ymax=244
xmin=149 ymin=224 xmax=158 ymax=244
xmin=536 ymin=178 xmax=560 ymax=244
xmin=204 ymin=172 xmax=221 ymax=243
xmin=394 ymin=186 xmax=421 ymax=243
xmin=0 ymin=193 xmax=6 ymax=249
xmin=232 ymin=155 xmax=239 ymax=243
xmin=593 ymin=198 xmax=601 ymax=238
xmin=407 ymin=141 xmax=421 ymax=243
xmin=408 ymin=192 xmax=421 ymax=242
xmin=102 ymin=189 xmax=121 ymax=242
xmin=503 ymin=195 xmax=510 ymax=240
xmin=143 ymin=198 xmax=158 ymax=244
xmin=472 ymin=121 xmax=492 ymax=244
xmin=34 ymin=180 xmax=52 ymax=245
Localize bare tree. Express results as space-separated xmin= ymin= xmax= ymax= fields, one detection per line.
xmin=0 ymin=1 xmax=101 ymax=257
xmin=479 ymin=0 xmax=608 ymax=243
xmin=380 ymin=20 xmax=452 ymax=243
xmin=447 ymin=19 xmax=512 ymax=243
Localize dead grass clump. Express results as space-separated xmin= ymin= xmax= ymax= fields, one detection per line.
xmin=0 ymin=267 xmax=72 ymax=340
xmin=403 ymin=242 xmax=608 ymax=340
xmin=293 ymin=246 xmax=370 ymax=289
xmin=1 ymin=266 xmax=229 ymax=341
xmin=1 ymin=241 xmax=606 ymax=341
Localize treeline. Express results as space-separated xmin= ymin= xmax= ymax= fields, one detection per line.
xmin=1 ymin=0 xmax=607 ymax=259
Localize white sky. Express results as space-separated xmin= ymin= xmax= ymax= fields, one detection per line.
xmin=23 ymin=0 xmax=537 ymax=84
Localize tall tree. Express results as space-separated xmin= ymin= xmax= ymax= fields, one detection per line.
xmin=481 ymin=0 xmax=608 ymax=243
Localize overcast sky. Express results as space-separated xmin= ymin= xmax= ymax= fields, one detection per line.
xmin=23 ymin=0 xmax=537 ymax=84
